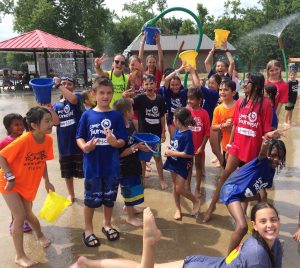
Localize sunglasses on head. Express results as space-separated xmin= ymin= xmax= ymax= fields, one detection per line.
xmin=61 ymin=77 xmax=75 ymax=84
xmin=114 ymin=60 xmax=125 ymax=65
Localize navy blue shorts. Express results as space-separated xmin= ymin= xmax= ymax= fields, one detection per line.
xmin=120 ymin=175 xmax=144 ymax=206
xmin=84 ymin=177 xmax=119 ymax=208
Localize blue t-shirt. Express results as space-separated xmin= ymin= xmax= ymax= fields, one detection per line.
xmin=76 ymin=109 xmax=128 ymax=179
xmin=220 ymin=157 xmax=275 ymax=205
xmin=184 ymin=236 xmax=282 ymax=268
xmin=201 ymin=86 xmax=219 ymax=123
xmin=53 ymin=94 xmax=83 ymax=156
xmin=159 ymin=85 xmax=188 ymax=125
xmin=163 ymin=129 xmax=194 ymax=179
xmin=272 ymin=107 xmax=278 ymax=129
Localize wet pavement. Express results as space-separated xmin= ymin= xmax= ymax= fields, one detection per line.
xmin=0 ymin=91 xmax=299 ymax=267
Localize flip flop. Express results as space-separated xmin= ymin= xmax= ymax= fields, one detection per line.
xmin=82 ymin=233 xmax=100 ymax=247
xmin=102 ymin=227 xmax=120 ymax=241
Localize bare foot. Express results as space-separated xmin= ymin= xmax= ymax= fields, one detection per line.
xmin=15 ymin=256 xmax=39 ymax=267
xmin=160 ymin=180 xmax=168 ymax=190
xmin=173 ymin=210 xmax=182 ymax=220
xmin=126 ymin=217 xmax=143 ymax=227
xmin=67 ymin=195 xmax=75 ymax=204
xmin=38 ymin=235 xmax=51 ymax=248
xmin=190 ymin=199 xmax=201 ymax=216
xmin=202 ymin=206 xmax=216 ymax=223
xmin=143 ymin=207 xmax=161 ymax=246
xmin=69 ymin=256 xmax=87 ymax=268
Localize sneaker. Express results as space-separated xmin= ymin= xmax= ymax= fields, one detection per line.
xmin=23 ymin=221 xmax=32 ymax=233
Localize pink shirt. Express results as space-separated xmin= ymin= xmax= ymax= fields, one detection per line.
xmin=188 ymin=107 xmax=210 ymax=154
xmin=231 ymin=98 xmax=272 ymax=163
xmin=265 ymin=80 xmax=288 ymax=107
xmin=0 ymin=136 xmax=15 ymax=151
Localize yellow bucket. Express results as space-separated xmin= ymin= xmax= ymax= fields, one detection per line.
xmin=39 ymin=191 xmax=71 ymax=223
xmin=179 ymin=50 xmax=198 ymax=71
xmin=214 ymin=29 xmax=230 ymax=48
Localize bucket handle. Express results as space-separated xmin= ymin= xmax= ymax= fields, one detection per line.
xmin=143 ymin=142 xmax=159 ymax=154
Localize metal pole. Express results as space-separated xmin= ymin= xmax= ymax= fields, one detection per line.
xmin=44 ymin=49 xmax=49 ymax=77
xmin=83 ymin=51 xmax=88 ymax=86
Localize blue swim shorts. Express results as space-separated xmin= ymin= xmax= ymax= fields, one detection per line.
xmin=84 ymin=177 xmax=119 ymax=208
xmin=120 ymin=175 xmax=144 ymax=206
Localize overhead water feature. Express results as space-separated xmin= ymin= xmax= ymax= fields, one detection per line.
xmin=248 ymin=12 xmax=300 ymax=38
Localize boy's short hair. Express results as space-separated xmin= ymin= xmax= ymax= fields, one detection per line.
xmin=187 ymin=87 xmax=203 ymax=100
xmin=289 ymin=70 xmax=297 ymax=75
xmin=3 ymin=113 xmax=23 ymax=134
xmin=92 ymin=77 xmax=114 ymax=92
xmin=113 ymin=98 xmax=132 ymax=115
xmin=220 ymin=78 xmax=236 ymax=91
xmin=143 ymin=73 xmax=156 ymax=82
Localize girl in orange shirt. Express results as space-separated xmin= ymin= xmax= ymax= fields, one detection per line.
xmin=0 ymin=107 xmax=55 ymax=267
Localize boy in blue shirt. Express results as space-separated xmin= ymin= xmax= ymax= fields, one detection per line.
xmin=76 ymin=77 xmax=127 ymax=247
xmin=53 ymin=77 xmax=84 ymax=203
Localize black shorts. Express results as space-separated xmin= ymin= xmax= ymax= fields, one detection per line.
xmin=285 ymin=102 xmax=296 ymax=111
xmin=59 ymin=154 xmax=84 ymax=179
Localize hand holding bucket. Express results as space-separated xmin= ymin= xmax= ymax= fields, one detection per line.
xmin=214 ymin=29 xmax=230 ymax=49
xmin=144 ymin=27 xmax=160 ymax=45
xmin=29 ymin=78 xmax=53 ymax=105
xmin=179 ymin=50 xmax=198 ymax=71
xmin=132 ymin=133 xmax=160 ymax=162
xmin=39 ymin=191 xmax=72 ymax=223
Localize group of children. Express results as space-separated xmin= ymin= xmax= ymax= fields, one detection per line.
xmin=0 ymin=30 xmax=299 ymax=267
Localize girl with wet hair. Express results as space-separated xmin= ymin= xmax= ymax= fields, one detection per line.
xmin=163 ymin=107 xmax=200 ymax=220
xmin=0 ymin=107 xmax=55 ymax=267
xmin=264 ymin=84 xmax=278 ymax=130
xmin=220 ymin=129 xmax=286 ymax=254
xmin=203 ymin=72 xmax=273 ymax=223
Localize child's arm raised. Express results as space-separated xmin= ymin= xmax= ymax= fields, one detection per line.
xmin=138 ymin=33 xmax=146 ymax=63
xmin=204 ymin=45 xmax=215 ymax=73
xmin=57 ymin=85 xmax=79 ymax=105
xmin=222 ymin=41 xmax=235 ymax=76
xmin=43 ymin=164 xmax=55 ymax=193
xmin=156 ymin=33 xmax=164 ymax=73
xmin=94 ymin=54 xmax=109 ymax=78
xmin=0 ymin=155 xmax=15 ymax=191
xmin=164 ymin=64 xmax=184 ymax=89
xmin=189 ymin=65 xmax=201 ymax=88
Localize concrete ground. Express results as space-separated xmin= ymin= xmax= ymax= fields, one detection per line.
xmin=0 ymin=91 xmax=299 ymax=267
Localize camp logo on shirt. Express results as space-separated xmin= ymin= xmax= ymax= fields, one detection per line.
xmin=145 ymin=106 xmax=160 ymax=125
xmin=248 ymin=112 xmax=257 ymax=123
xmin=189 ymin=117 xmax=203 ymax=132
xmin=169 ymin=139 xmax=178 ymax=160
xmin=24 ymin=150 xmax=47 ymax=170
xmin=171 ymin=98 xmax=182 ymax=112
xmin=64 ymin=104 xmax=71 ymax=114
xmin=101 ymin=119 xmax=111 ymax=129
xmin=244 ymin=177 xmax=269 ymax=197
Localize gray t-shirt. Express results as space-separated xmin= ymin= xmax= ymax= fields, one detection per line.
xmin=184 ymin=236 xmax=282 ymax=268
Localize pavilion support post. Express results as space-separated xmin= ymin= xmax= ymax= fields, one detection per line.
xmin=83 ymin=51 xmax=88 ymax=86
xmin=33 ymin=51 xmax=38 ymax=77
xmin=73 ymin=51 xmax=79 ymax=83
xmin=44 ymin=49 xmax=49 ymax=77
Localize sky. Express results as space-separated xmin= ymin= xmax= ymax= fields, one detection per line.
xmin=0 ymin=0 xmax=260 ymax=41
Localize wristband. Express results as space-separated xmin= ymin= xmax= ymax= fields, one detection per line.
xmin=55 ymin=83 xmax=62 ymax=89
xmin=5 ymin=171 xmax=13 ymax=179
xmin=175 ymin=70 xmax=180 ymax=76
xmin=130 ymin=145 xmax=138 ymax=154
xmin=5 ymin=175 xmax=15 ymax=181
xmin=226 ymin=144 xmax=232 ymax=150
xmin=262 ymin=136 xmax=272 ymax=146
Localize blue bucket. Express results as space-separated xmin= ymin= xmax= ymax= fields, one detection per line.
xmin=29 ymin=78 xmax=53 ymax=104
xmin=144 ymin=27 xmax=160 ymax=45
xmin=132 ymin=133 xmax=160 ymax=161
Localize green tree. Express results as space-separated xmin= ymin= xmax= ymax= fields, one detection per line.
xmin=178 ymin=19 xmax=196 ymax=34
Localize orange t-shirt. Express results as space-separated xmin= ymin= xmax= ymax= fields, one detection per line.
xmin=0 ymin=132 xmax=54 ymax=201
xmin=212 ymin=102 xmax=236 ymax=152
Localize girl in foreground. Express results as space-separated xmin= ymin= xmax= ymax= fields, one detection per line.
xmin=70 ymin=202 xmax=282 ymax=268
xmin=0 ymin=107 xmax=55 ymax=267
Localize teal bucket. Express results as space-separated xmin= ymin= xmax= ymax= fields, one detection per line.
xmin=144 ymin=27 xmax=160 ymax=45
xmin=132 ymin=133 xmax=160 ymax=161
xmin=29 ymin=78 xmax=53 ymax=104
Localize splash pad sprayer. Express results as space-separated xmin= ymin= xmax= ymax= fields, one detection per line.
xmin=277 ymin=34 xmax=289 ymax=82
xmin=142 ymin=7 xmax=203 ymax=88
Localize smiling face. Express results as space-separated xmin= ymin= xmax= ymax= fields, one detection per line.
xmin=9 ymin=118 xmax=25 ymax=138
xmin=146 ymin=57 xmax=156 ymax=72
xmin=61 ymin=79 xmax=75 ymax=92
xmin=242 ymin=78 xmax=253 ymax=96
xmin=216 ymin=61 xmax=227 ymax=76
xmin=170 ymin=78 xmax=181 ymax=94
xmin=143 ymin=78 xmax=156 ymax=97
xmin=219 ymin=84 xmax=235 ymax=102
xmin=268 ymin=146 xmax=283 ymax=169
xmin=208 ymin=76 xmax=220 ymax=91
xmin=252 ymin=207 xmax=280 ymax=248
xmin=268 ymin=66 xmax=281 ymax=81
xmin=94 ymin=85 xmax=113 ymax=109
xmin=113 ymin=55 xmax=126 ymax=74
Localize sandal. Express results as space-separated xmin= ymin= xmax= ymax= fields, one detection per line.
xmin=102 ymin=227 xmax=120 ymax=241
xmin=82 ymin=233 xmax=100 ymax=247
xmin=23 ymin=221 xmax=32 ymax=233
